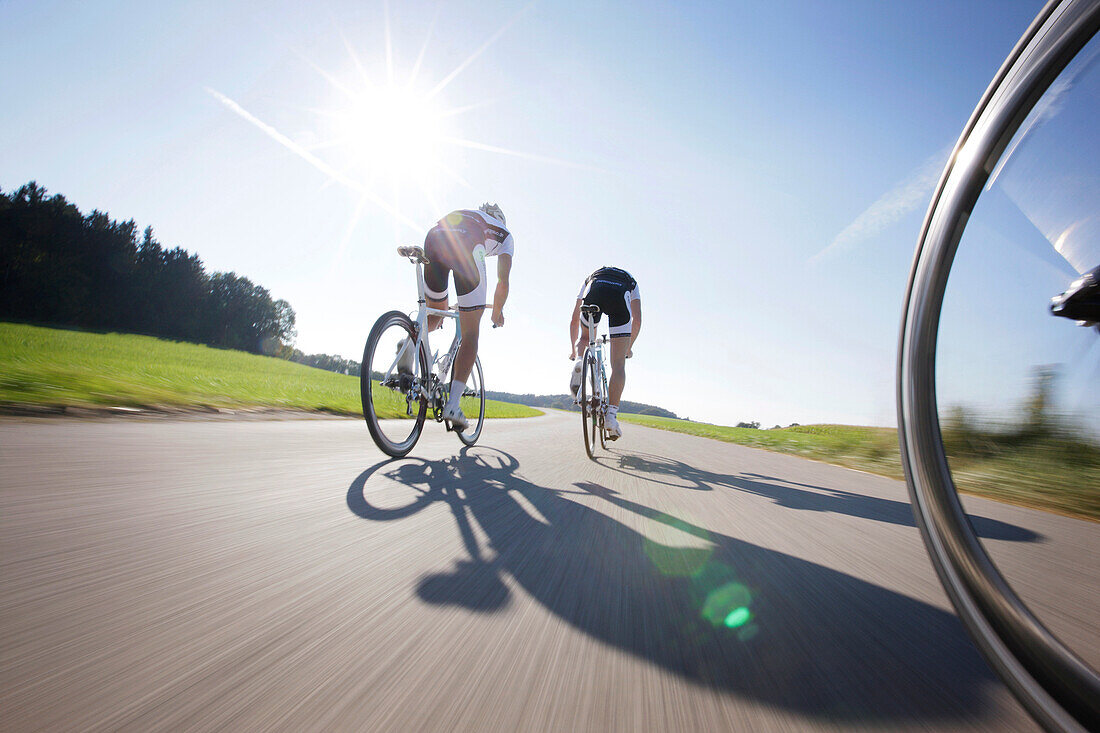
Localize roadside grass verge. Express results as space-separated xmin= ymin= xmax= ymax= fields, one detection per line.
xmin=0 ymin=322 xmax=541 ymax=419
xmin=619 ymin=414 xmax=1098 ymax=521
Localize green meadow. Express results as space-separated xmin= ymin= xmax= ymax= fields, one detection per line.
xmin=619 ymin=414 xmax=1098 ymax=520
xmin=0 ymin=322 xmax=540 ymax=419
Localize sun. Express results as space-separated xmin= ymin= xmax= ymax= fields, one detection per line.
xmin=207 ymin=1 xmax=589 ymax=240
xmin=327 ymin=83 xmax=447 ymax=189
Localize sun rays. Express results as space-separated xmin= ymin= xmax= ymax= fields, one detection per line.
xmin=207 ymin=0 xmax=574 ymax=251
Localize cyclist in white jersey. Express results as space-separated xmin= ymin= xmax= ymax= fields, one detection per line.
xmin=399 ymin=203 xmax=513 ymax=431
xmin=569 ymin=266 xmax=642 ymax=438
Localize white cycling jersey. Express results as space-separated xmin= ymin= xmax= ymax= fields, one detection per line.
xmin=439 ymin=209 xmax=514 ymax=258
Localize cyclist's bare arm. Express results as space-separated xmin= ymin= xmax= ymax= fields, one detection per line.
xmin=491 ymin=254 xmax=512 ymax=327
xmin=569 ymin=299 xmax=583 ymax=359
xmin=627 ymin=299 xmax=642 ymax=356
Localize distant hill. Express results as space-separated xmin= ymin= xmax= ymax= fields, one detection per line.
xmin=484 ymin=391 xmax=678 ymax=419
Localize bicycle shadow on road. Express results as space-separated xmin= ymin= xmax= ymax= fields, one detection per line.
xmin=598 ymin=450 xmax=1041 ymax=543
xmin=347 ymin=447 xmax=1003 ymax=725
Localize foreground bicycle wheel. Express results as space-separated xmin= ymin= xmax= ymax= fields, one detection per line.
xmin=361 ymin=310 xmax=430 ymax=458
xmin=452 ymin=355 xmax=486 ymax=446
xmin=580 ymin=354 xmax=599 ymax=459
xmin=898 ymin=2 xmax=1100 ymax=730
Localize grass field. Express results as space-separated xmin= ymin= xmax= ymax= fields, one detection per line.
xmin=0 ymin=322 xmax=541 ymax=419
xmin=619 ymin=414 xmax=1099 ymax=520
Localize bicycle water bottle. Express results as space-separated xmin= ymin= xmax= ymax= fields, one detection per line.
xmin=437 ymin=351 xmax=452 ymax=379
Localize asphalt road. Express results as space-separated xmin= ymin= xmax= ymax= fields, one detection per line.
xmin=2 ymin=411 xmax=1096 ymax=731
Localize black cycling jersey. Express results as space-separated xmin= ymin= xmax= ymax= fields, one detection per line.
xmin=584 ymin=266 xmax=637 ymax=292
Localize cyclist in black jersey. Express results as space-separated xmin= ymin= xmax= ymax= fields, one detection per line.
xmin=569 ymin=266 xmax=642 ymax=438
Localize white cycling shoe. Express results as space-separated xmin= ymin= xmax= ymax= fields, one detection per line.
xmin=444 ymin=404 xmax=468 ymax=432
xmin=605 ymin=412 xmax=623 ymax=439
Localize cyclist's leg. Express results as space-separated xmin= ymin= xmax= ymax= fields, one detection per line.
xmin=422 ymin=228 xmax=464 ymax=367
xmin=452 ymin=306 xmax=485 ymax=383
xmin=605 ymin=287 xmax=633 ymax=407
xmin=608 ymin=336 xmax=629 ymax=406
xmin=450 ymin=244 xmax=487 ymax=385
xmin=423 ymin=228 xmax=453 ymax=336
xmin=442 ymin=244 xmax=486 ymax=429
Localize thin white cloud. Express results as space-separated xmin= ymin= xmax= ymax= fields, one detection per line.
xmin=810 ymin=146 xmax=951 ymax=264
xmin=206 ymin=87 xmax=422 ymax=233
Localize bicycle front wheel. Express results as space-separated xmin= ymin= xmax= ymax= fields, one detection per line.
xmin=361 ymin=310 xmax=429 ymax=458
xmin=453 ymin=355 xmax=486 ymax=446
xmin=580 ymin=353 xmax=598 ymax=459
xmin=898 ymin=3 xmax=1100 ymax=730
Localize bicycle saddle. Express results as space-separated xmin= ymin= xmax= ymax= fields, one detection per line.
xmin=580 ymin=304 xmax=601 ymax=314
xmin=397 ymin=246 xmax=430 ymax=264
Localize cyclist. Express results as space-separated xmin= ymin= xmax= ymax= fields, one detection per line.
xmin=569 ymin=266 xmax=642 ymax=438
xmin=399 ymin=203 xmax=513 ymax=431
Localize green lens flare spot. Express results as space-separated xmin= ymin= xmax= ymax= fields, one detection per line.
xmin=701 ymin=582 xmax=753 ymax=628
xmin=724 ymin=606 xmax=752 ymax=628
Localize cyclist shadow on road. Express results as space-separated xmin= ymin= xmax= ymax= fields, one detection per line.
xmin=347 ymin=446 xmax=1001 ymax=725
xmin=598 ymin=450 xmax=1041 ymax=543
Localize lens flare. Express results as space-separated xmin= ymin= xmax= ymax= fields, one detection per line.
xmin=724 ymin=606 xmax=752 ymax=628
xmin=700 ymin=577 xmax=755 ymax=634
xmin=643 ymin=514 xmax=714 ymax=576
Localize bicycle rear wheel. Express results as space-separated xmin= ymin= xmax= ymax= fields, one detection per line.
xmin=580 ymin=353 xmax=599 ymax=459
xmin=361 ymin=310 xmax=429 ymax=458
xmin=453 ymin=355 xmax=486 ymax=446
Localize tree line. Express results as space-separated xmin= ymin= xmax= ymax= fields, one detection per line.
xmin=0 ymin=182 xmax=296 ymax=355
xmin=483 ymin=390 xmax=679 ymax=419
xmin=284 ymin=349 xmax=361 ymax=376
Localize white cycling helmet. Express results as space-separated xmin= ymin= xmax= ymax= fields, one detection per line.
xmin=478 ymin=202 xmax=505 ymax=226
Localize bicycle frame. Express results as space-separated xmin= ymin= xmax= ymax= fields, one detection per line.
xmin=580 ymin=309 xmax=610 ymax=417
xmin=382 ymin=250 xmax=463 ymax=405
xmin=362 ymin=245 xmax=489 ymax=455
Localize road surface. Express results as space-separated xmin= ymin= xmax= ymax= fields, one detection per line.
xmin=2 ymin=411 xmax=1096 ymax=731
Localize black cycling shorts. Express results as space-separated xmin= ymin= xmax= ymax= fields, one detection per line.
xmin=581 ymin=280 xmax=634 ymax=337
xmin=423 ymin=225 xmax=487 ymax=310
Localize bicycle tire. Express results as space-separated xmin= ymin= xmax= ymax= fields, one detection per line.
xmin=361 ymin=310 xmax=429 ymax=458
xmin=599 ymin=361 xmax=610 ymax=449
xmin=898 ymin=2 xmax=1100 ymax=730
xmin=454 ymin=355 xmax=486 ymax=447
xmin=580 ymin=353 xmax=597 ymax=459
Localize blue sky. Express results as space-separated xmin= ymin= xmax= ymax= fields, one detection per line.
xmin=5 ymin=0 xmax=1078 ymax=427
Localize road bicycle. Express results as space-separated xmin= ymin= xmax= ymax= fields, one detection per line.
xmin=576 ymin=304 xmax=615 ymax=459
xmin=898 ymin=1 xmax=1100 ymax=730
xmin=360 ymin=245 xmax=485 ymax=458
